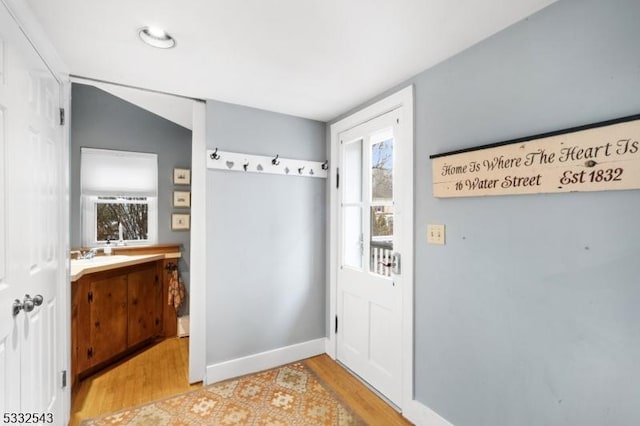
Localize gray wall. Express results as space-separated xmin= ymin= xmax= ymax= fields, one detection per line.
xmin=71 ymin=83 xmax=192 ymax=315
xmin=331 ymin=0 xmax=640 ymax=425
xmin=205 ymin=100 xmax=326 ymax=364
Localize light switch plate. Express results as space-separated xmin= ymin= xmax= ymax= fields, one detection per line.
xmin=427 ymin=224 xmax=445 ymax=245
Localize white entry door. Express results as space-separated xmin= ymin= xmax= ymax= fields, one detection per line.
xmin=337 ymin=108 xmax=404 ymax=405
xmin=0 ymin=2 xmax=66 ymax=423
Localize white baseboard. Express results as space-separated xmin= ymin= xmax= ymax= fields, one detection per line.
xmin=403 ymin=400 xmax=454 ymax=426
xmin=205 ymin=338 xmax=326 ymax=384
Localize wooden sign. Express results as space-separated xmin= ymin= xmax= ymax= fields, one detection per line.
xmin=431 ymin=115 xmax=640 ymax=198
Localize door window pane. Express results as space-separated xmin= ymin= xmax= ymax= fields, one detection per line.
xmin=371 ymin=139 xmax=393 ymax=202
xmin=370 ymin=206 xmax=393 ymax=276
xmin=371 ymin=206 xmax=394 ymax=240
xmin=343 ymin=206 xmax=362 ymax=269
xmin=344 ymin=139 xmax=362 ymax=203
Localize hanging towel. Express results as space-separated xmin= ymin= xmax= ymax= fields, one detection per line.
xmin=167 ymin=269 xmax=186 ymax=311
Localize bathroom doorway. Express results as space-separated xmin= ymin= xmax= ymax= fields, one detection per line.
xmin=68 ymin=78 xmax=205 ymax=419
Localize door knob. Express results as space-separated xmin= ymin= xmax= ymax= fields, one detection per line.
xmin=378 ymin=253 xmax=401 ymax=275
xmin=12 ymin=294 xmax=43 ymax=316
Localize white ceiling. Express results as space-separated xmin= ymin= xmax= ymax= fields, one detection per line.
xmin=27 ymin=0 xmax=555 ymax=122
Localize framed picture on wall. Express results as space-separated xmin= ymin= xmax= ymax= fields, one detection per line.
xmin=173 ymin=191 xmax=191 ymax=208
xmin=173 ymin=168 xmax=191 ymax=185
xmin=171 ymin=213 xmax=190 ymax=231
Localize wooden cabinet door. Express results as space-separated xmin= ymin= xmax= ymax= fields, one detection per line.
xmin=82 ymin=274 xmax=128 ymax=370
xmin=127 ymin=264 xmax=158 ymax=347
xmin=154 ymin=262 xmax=164 ymax=336
xmin=71 ymin=280 xmax=80 ymax=384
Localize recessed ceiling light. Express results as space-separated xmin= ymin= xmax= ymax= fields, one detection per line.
xmin=138 ymin=26 xmax=176 ymax=49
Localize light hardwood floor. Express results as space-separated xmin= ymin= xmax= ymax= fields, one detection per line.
xmin=70 ymin=338 xmax=412 ymax=425
xmin=70 ymin=338 xmax=200 ymax=426
xmin=305 ymin=355 xmax=412 ymax=425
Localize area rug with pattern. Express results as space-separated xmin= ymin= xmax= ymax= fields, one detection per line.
xmin=81 ymin=361 xmax=364 ymax=425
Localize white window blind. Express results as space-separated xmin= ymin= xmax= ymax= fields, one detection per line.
xmin=81 ymin=148 xmax=158 ymax=196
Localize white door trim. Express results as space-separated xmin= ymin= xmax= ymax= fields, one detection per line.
xmin=189 ymin=100 xmax=207 ymax=383
xmin=328 ymin=86 xmax=414 ymax=413
xmin=58 ymin=79 xmax=72 ymax=426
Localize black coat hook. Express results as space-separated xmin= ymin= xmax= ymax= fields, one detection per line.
xmin=298 ymin=166 xmax=305 ymax=174
xmin=321 ymin=160 xmax=328 ymax=170
xmin=210 ymin=148 xmax=221 ymax=160
xmin=272 ymin=154 xmax=280 ymax=166
xmin=243 ymin=162 xmax=249 ymax=171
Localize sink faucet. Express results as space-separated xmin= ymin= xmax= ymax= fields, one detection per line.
xmin=80 ymin=247 xmax=100 ymax=260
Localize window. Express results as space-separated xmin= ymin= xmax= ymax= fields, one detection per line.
xmin=81 ymin=148 xmax=158 ymax=246
xmin=370 ymin=134 xmax=394 ymax=276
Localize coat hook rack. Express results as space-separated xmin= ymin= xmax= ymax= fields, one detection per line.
xmin=206 ymin=149 xmax=328 ymax=179
xmin=210 ymin=148 xmax=221 ymax=160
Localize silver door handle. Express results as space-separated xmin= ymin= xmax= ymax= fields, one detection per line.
xmin=12 ymin=294 xmax=43 ymax=316
xmin=378 ymin=253 xmax=401 ymax=274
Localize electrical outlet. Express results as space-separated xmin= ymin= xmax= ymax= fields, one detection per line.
xmin=427 ymin=224 xmax=445 ymax=245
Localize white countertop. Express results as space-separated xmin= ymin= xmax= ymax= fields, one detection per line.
xmin=70 ymin=252 xmax=181 ymax=282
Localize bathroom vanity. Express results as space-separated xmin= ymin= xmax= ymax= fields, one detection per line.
xmin=70 ymin=245 xmax=182 ymax=386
